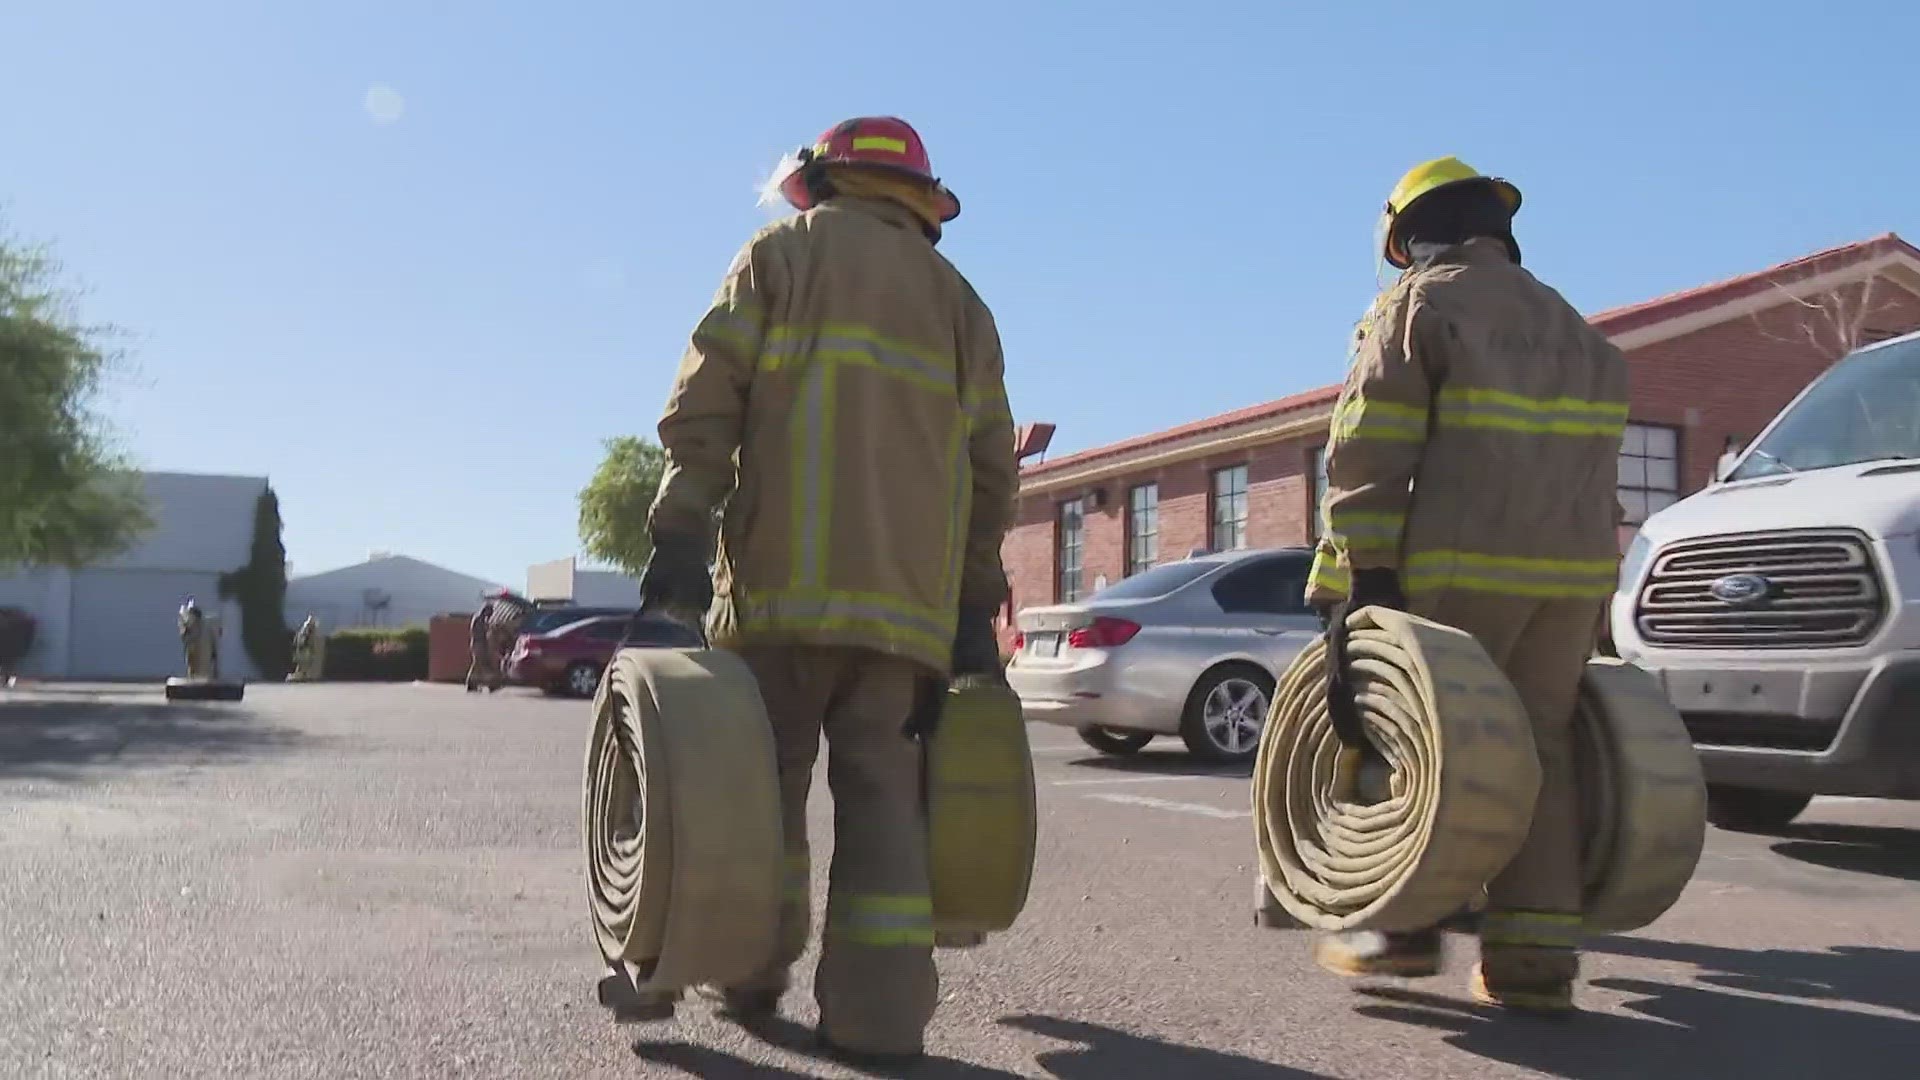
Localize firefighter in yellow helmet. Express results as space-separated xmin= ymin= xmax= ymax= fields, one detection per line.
xmin=636 ymin=116 xmax=1017 ymax=1068
xmin=1306 ymin=156 xmax=1629 ymax=1014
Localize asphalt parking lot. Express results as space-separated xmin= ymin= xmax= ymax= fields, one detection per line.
xmin=4 ymin=682 xmax=1919 ymax=1078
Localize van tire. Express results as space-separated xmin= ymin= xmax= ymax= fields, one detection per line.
xmin=1705 ymin=785 xmax=1812 ymax=834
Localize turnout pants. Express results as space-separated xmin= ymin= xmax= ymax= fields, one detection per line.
xmin=1415 ymin=590 xmax=1602 ymax=983
xmin=467 ymin=632 xmax=501 ymax=689
xmin=738 ymin=645 xmax=938 ymax=1057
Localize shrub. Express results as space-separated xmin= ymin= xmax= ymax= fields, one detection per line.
xmin=321 ymin=627 xmax=428 ymax=682
xmin=218 ymin=489 xmax=292 ymax=679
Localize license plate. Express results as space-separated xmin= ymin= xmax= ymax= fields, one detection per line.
xmin=1029 ymin=633 xmax=1061 ymax=659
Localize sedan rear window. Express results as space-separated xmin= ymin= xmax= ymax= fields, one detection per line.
xmin=1089 ymin=560 xmax=1218 ymax=601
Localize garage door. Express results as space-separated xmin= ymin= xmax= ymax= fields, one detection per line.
xmin=67 ymin=571 xmax=252 ymax=680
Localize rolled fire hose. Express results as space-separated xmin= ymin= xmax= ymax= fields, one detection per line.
xmin=1254 ymin=607 xmax=1543 ymax=933
xmin=584 ymin=647 xmax=783 ymax=995
xmin=1254 ymin=611 xmax=1707 ymax=934
xmin=1574 ymin=657 xmax=1707 ymax=933
xmin=927 ymin=678 xmax=1038 ymax=937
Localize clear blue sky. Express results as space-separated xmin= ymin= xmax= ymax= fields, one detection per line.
xmin=4 ymin=2 xmax=1915 ymax=585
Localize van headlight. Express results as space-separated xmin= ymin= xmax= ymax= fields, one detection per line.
xmin=1618 ymin=534 xmax=1653 ymax=593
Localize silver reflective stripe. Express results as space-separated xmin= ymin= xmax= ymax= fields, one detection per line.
xmin=739 ymin=590 xmax=953 ymax=654
xmin=791 ymin=363 xmax=836 ymax=588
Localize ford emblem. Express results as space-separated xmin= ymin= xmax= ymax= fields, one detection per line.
xmin=1709 ymin=573 xmax=1772 ymax=605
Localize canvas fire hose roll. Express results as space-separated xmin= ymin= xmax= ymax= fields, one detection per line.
xmin=1253 ymin=609 xmax=1707 ymax=934
xmin=1253 ymin=607 xmax=1543 ymax=932
xmin=584 ymin=647 xmax=783 ymax=997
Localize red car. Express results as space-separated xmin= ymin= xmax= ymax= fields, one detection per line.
xmin=506 ymin=614 xmax=703 ymax=698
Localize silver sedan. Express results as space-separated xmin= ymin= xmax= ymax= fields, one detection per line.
xmin=1006 ymin=547 xmax=1322 ymax=763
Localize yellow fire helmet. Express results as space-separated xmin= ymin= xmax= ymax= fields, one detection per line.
xmin=1375 ymin=156 xmax=1523 ymax=272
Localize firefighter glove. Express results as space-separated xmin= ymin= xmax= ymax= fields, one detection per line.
xmin=637 ymin=530 xmax=713 ymax=619
xmin=1325 ymin=568 xmax=1405 ymax=753
xmin=950 ymin=604 xmax=1002 ymax=679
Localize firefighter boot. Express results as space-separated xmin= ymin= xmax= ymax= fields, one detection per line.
xmin=1471 ymin=945 xmax=1577 ymax=1017
xmin=695 ymin=972 xmax=788 ymax=1020
xmin=1315 ymin=928 xmax=1444 ymax=978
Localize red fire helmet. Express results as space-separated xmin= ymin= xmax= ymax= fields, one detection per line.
xmin=778 ymin=116 xmax=960 ymax=222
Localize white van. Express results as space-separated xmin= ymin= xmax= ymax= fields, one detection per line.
xmin=1611 ymin=329 xmax=1920 ymax=832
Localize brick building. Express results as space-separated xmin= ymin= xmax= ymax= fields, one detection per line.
xmin=1003 ymin=234 xmax=1920 ymax=613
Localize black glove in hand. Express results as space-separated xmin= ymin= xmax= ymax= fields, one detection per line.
xmin=637 ymin=531 xmax=713 ymax=619
xmin=1346 ymin=567 xmax=1406 ymax=612
xmin=1324 ymin=567 xmax=1403 ymax=753
xmin=949 ymin=605 xmax=1002 ymax=679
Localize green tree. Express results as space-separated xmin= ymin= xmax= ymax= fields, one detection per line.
xmin=218 ymin=489 xmax=292 ymax=679
xmin=577 ymin=436 xmax=667 ymax=575
xmin=0 ymin=234 xmax=150 ymax=567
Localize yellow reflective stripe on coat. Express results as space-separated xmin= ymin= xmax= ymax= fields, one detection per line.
xmin=693 ymin=302 xmax=763 ymax=352
xmin=1481 ymin=910 xmax=1582 ymax=950
xmin=790 ymin=362 xmax=840 ymax=588
xmin=1435 ymin=387 xmax=1628 ymax=438
xmin=829 ymin=894 xmax=935 ymax=947
xmin=759 ymin=324 xmax=957 ymax=395
xmin=1403 ymin=550 xmax=1618 ymax=599
xmin=734 ymin=588 xmax=955 ymax=659
xmin=1325 ymin=508 xmax=1406 ymax=547
xmin=1332 ymin=395 xmax=1428 ymax=443
xmin=1308 ymin=553 xmax=1350 ymax=597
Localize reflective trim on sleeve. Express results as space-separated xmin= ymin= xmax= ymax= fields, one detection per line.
xmin=1308 ymin=553 xmax=1351 ymax=598
xmin=1324 ymin=509 xmax=1407 ymax=547
xmin=695 ymin=304 xmax=763 ymax=352
xmin=1331 ymin=395 xmax=1429 ymax=443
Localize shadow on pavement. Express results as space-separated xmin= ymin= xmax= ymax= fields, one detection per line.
xmin=635 ymin=1014 xmax=1022 ymax=1078
xmin=1590 ymin=933 xmax=1920 ymax=1017
xmin=1768 ymin=822 xmax=1920 ymax=883
xmin=0 ymin=698 xmax=312 ymax=780
xmin=999 ymin=1014 xmax=1335 ymax=1079
xmin=1059 ymin=749 xmax=1253 ymax=780
xmin=1352 ymin=968 xmax=1920 ymax=1077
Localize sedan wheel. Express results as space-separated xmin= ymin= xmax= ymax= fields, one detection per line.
xmin=1077 ymin=726 xmax=1156 ymax=756
xmin=566 ymin=662 xmax=604 ymax=699
xmin=1179 ymin=666 xmax=1274 ymax=764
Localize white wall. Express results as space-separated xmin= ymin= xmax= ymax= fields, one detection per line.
xmin=286 ymin=555 xmax=504 ymax=631
xmin=0 ymin=472 xmax=266 ymax=679
xmin=574 ymin=570 xmax=640 ymax=607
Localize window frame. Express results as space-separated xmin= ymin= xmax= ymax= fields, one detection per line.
xmin=1125 ymin=482 xmax=1160 ymax=577
xmin=1307 ymin=444 xmax=1329 ymax=540
xmin=1209 ymin=554 xmax=1314 ymax=616
xmin=1209 ymin=464 xmax=1251 ymax=552
xmin=1056 ymin=497 xmax=1087 ymax=603
xmin=1618 ymin=422 xmax=1682 ymax=527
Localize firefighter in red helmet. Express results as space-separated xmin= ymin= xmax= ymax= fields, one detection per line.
xmin=636 ymin=115 xmax=1016 ymax=1069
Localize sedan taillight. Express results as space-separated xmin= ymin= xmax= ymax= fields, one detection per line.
xmin=1067 ymin=617 xmax=1141 ymax=649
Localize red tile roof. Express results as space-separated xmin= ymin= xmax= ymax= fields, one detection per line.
xmin=1021 ymin=232 xmax=1918 ymax=481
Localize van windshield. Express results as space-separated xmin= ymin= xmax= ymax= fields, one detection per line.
xmin=1087 ymin=560 xmax=1219 ymax=601
xmin=1729 ymin=337 xmax=1920 ymax=480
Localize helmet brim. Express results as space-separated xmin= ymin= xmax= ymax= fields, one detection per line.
xmin=1382 ymin=176 xmax=1522 ymax=269
xmin=780 ymin=162 xmax=961 ymax=222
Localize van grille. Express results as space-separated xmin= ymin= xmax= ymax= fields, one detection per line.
xmin=1634 ymin=530 xmax=1885 ymax=649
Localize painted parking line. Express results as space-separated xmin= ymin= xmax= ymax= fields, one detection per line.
xmin=1051 ymin=774 xmax=1211 ymax=787
xmin=1080 ymin=792 xmax=1251 ymax=819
